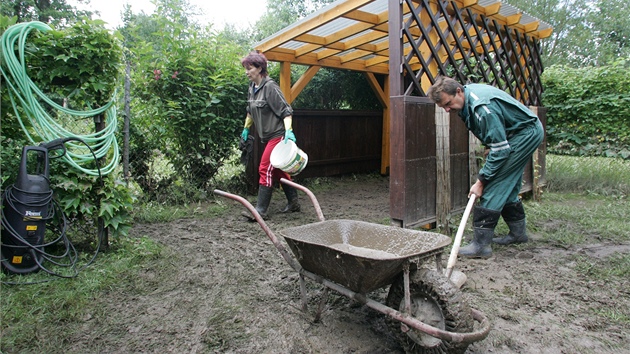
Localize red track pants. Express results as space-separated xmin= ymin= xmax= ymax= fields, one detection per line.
xmin=259 ymin=137 xmax=291 ymax=187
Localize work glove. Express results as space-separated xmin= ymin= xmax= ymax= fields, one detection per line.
xmin=284 ymin=129 xmax=296 ymax=144
xmin=241 ymin=128 xmax=249 ymax=141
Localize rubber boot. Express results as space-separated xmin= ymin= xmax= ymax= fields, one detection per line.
xmin=493 ymin=201 xmax=528 ymax=245
xmin=242 ymin=185 xmax=273 ymax=221
xmin=279 ymin=183 xmax=300 ymax=213
xmin=459 ymin=206 xmax=501 ymax=259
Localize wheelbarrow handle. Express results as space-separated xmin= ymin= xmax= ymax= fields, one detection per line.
xmin=445 ymin=194 xmax=476 ymax=279
xmin=213 ymin=189 xmax=303 ymax=272
xmin=280 ymin=178 xmax=325 ymax=221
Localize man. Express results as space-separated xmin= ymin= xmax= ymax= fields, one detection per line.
xmin=427 ymin=76 xmax=544 ymax=258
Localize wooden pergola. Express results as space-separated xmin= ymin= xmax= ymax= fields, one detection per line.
xmin=254 ymin=0 xmax=552 ymax=227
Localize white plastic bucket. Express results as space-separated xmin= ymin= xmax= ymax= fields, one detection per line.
xmin=270 ymin=140 xmax=308 ymax=176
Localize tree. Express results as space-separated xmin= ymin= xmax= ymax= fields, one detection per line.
xmin=589 ymin=0 xmax=630 ymax=65
xmin=506 ymin=0 xmax=630 ymax=67
xmin=505 ymin=0 xmax=592 ymax=67
xmin=292 ymin=68 xmax=381 ymax=110
xmin=0 ymin=0 xmax=94 ymax=28
xmin=253 ymin=0 xmax=336 ymax=41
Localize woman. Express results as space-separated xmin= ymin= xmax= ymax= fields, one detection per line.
xmin=240 ymin=51 xmax=300 ymax=221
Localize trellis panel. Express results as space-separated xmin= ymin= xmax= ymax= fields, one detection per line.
xmin=397 ymin=0 xmax=545 ymax=106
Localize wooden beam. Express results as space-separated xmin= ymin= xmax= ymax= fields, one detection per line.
xmin=534 ymin=27 xmax=553 ymax=39
xmin=295 ymin=43 xmax=327 ymax=57
xmin=279 ymin=62 xmax=292 ymax=103
xmin=365 ymin=55 xmax=389 ymax=67
xmin=343 ymin=9 xmax=380 ymax=24
xmin=435 ymin=106 xmax=451 ymax=234
xmin=522 ymin=21 xmax=540 ymax=33
xmin=323 ymin=21 xmax=378 ymax=47
xmin=340 ymin=49 xmax=372 ymax=63
xmin=481 ymin=2 xmax=501 ymax=16
xmin=291 ymin=66 xmax=320 ymax=103
xmin=457 ymin=0 xmax=478 ymax=8
xmin=294 ymin=20 xmax=384 ymax=58
xmin=506 ymin=13 xmax=522 ymax=26
xmin=364 ymin=72 xmax=387 ymax=107
xmin=344 ymin=31 xmax=387 ymax=50
xmin=263 ymin=50 xmax=389 ymax=74
xmin=255 ymin=0 xmax=374 ymax=53
xmin=257 ymin=0 xmax=552 ymax=99
xmin=294 ymin=34 xmax=327 ymax=45
xmin=316 ymin=48 xmax=343 ymax=60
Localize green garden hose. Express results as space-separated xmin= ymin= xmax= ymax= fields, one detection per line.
xmin=1 ymin=21 xmax=119 ymax=176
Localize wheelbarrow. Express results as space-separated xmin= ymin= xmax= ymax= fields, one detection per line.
xmin=214 ymin=179 xmax=490 ymax=353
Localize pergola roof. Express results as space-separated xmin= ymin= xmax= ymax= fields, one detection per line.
xmin=254 ymin=0 xmax=552 ymax=75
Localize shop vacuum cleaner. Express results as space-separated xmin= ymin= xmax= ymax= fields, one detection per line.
xmin=1 ymin=139 xmax=68 ymax=274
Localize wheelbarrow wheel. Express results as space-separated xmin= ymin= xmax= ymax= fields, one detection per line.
xmin=385 ymin=268 xmax=474 ymax=354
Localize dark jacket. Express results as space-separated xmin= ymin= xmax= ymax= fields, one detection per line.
xmin=246 ymin=77 xmax=293 ymax=143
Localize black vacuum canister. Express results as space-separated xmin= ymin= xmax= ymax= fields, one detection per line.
xmin=1 ymin=146 xmax=51 ymax=274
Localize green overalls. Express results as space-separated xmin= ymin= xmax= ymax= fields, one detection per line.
xmin=460 ymin=84 xmax=544 ymax=211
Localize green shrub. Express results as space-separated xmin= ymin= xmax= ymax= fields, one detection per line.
xmin=128 ymin=15 xmax=247 ymax=198
xmin=542 ymin=61 xmax=630 ymax=159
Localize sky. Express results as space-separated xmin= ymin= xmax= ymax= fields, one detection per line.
xmin=74 ymin=0 xmax=267 ymax=30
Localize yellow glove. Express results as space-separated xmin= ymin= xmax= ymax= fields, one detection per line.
xmin=244 ymin=116 xmax=253 ymax=129
xmin=283 ymin=116 xmax=292 ymax=131
xmin=283 ymin=116 xmax=294 ymax=143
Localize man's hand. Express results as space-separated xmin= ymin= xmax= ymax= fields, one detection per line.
xmin=469 ymin=179 xmax=484 ymax=198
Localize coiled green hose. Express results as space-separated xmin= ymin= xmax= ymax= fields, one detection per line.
xmin=1 ymin=21 xmax=119 ymax=176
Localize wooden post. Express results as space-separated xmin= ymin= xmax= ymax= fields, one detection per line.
xmin=279 ymin=61 xmax=292 ymax=102
xmin=468 ymin=132 xmax=481 ymax=186
xmin=530 ymin=105 xmax=541 ymax=200
xmin=435 ymin=106 xmax=450 ymax=235
xmin=123 ymin=61 xmax=131 ymax=182
xmin=532 ymin=147 xmax=541 ymax=200
xmin=94 ymin=114 xmax=109 ymax=247
xmin=387 ymin=0 xmax=403 ymax=97
xmin=388 ymin=0 xmax=404 ymax=227
xmin=381 ymin=77 xmax=390 ymax=175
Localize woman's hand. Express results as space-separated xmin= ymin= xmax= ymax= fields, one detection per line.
xmin=284 ymin=129 xmax=296 ymax=143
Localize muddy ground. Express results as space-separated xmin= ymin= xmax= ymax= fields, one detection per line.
xmin=72 ymin=175 xmax=629 ymax=353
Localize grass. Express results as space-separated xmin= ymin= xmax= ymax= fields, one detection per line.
xmin=545 ymin=154 xmax=630 ymax=196
xmin=570 ymin=252 xmax=630 ymax=325
xmin=574 ymin=253 xmax=630 ymax=278
xmin=523 ymin=155 xmax=630 ymax=245
xmin=524 ymin=193 xmax=630 ymax=244
xmin=0 ymin=237 xmax=165 ymax=351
